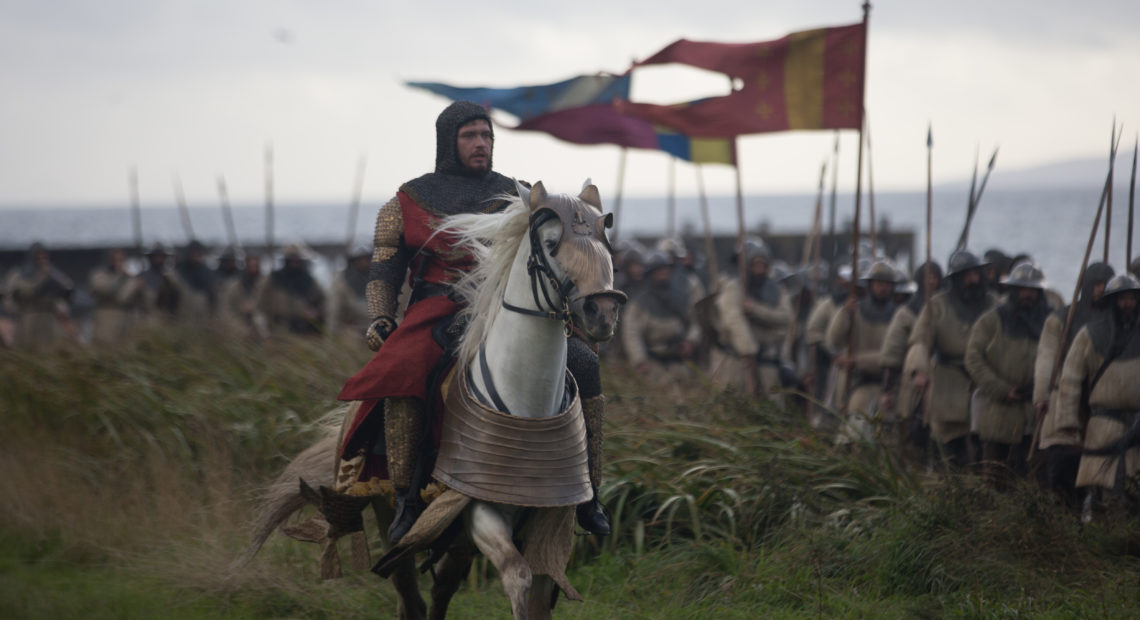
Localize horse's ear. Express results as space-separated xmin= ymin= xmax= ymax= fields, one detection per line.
xmin=528 ymin=181 xmax=548 ymax=212
xmin=578 ymin=182 xmax=602 ymax=210
xmin=595 ymin=213 xmax=615 ymax=253
xmin=514 ymin=178 xmax=530 ymax=206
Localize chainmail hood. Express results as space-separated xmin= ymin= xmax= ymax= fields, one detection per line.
xmin=401 ymin=100 xmax=516 ymax=216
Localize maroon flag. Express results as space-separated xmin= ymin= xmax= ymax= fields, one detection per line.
xmin=617 ymin=23 xmax=866 ymax=137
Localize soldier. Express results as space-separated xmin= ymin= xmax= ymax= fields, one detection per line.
xmin=880 ymin=262 xmax=943 ymax=457
xmin=1035 ymin=262 xmax=1114 ymax=504
xmin=264 ymin=243 xmax=325 ymax=335
xmin=804 ymin=265 xmax=852 ymax=417
xmin=826 ymin=261 xmax=897 ymax=442
xmin=623 ymin=251 xmax=700 ymax=385
xmin=965 ymin=262 xmax=1050 ymax=483
xmin=909 ymin=250 xmax=996 ymax=467
xmin=4 ymin=242 xmax=75 ymax=349
xmin=1130 ymin=257 xmax=1140 ymax=279
xmin=1054 ymin=274 xmax=1140 ymax=522
xmin=326 ymin=246 xmax=372 ymax=341
xmin=708 ymin=241 xmax=793 ymax=405
xmin=89 ymin=247 xmax=143 ymax=346
xmin=137 ymin=243 xmax=181 ymax=327
xmin=984 ymin=249 xmax=1012 ymax=295
xmin=217 ymin=254 xmax=270 ymax=340
xmin=214 ymin=247 xmax=242 ymax=291
xmin=175 ymin=240 xmax=215 ymax=325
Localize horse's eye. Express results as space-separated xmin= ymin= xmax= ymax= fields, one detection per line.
xmin=545 ymin=240 xmax=557 ymax=252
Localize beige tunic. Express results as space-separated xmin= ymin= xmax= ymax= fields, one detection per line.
xmin=708 ymin=276 xmax=791 ymax=401
xmin=826 ymin=301 xmax=892 ymax=437
xmin=1034 ymin=313 xmax=1076 ymax=449
xmin=805 ymin=296 xmax=837 ymax=347
xmin=621 ymin=295 xmax=698 ymax=384
xmin=1055 ymin=327 xmax=1140 ymax=489
xmin=89 ymin=268 xmax=142 ymax=345
xmin=909 ymin=291 xmax=994 ymax=442
xmin=880 ymin=305 xmax=927 ymax=420
xmin=964 ymin=308 xmax=1037 ymax=444
xmin=217 ymin=275 xmax=270 ymax=339
xmin=4 ymin=267 xmax=72 ymax=350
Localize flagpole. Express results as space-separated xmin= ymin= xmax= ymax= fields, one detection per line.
xmin=696 ymin=164 xmax=719 ymax=286
xmin=828 ymin=132 xmax=840 ymax=291
xmin=866 ymin=113 xmax=877 ymax=260
xmin=611 ymin=147 xmax=628 ymax=242
xmin=666 ymin=156 xmax=677 ymax=238
xmin=840 ymin=0 xmax=871 ymax=415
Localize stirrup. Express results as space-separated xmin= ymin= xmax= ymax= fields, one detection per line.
xmin=388 ymin=488 xmax=426 ymax=544
xmin=576 ymin=496 xmax=611 ymax=536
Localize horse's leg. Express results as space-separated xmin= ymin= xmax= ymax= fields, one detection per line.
xmin=466 ymin=502 xmax=532 ymax=620
xmin=525 ymin=575 xmax=557 ymax=620
xmin=373 ymin=499 xmax=426 ymax=620
xmin=428 ymin=544 xmax=474 ymax=620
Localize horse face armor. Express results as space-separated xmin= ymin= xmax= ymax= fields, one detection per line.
xmin=524 ymin=180 xmax=626 ymax=342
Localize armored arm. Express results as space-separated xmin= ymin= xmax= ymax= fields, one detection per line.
xmin=364 ymin=197 xmax=410 ymax=350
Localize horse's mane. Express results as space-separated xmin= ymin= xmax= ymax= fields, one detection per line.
xmin=437 ymin=193 xmax=532 ymax=367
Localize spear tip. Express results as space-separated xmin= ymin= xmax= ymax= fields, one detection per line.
xmin=987 ymin=146 xmax=999 ymax=169
xmin=926 ymin=125 xmax=932 ymax=147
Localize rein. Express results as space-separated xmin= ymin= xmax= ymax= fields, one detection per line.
xmin=500 ymin=211 xmax=575 ymax=337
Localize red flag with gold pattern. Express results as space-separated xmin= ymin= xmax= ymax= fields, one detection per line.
xmin=617 ymin=23 xmax=865 ymax=137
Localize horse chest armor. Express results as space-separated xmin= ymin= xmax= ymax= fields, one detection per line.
xmin=431 ymin=366 xmax=592 ymax=507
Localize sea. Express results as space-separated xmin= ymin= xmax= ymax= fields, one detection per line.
xmin=0 ymin=185 xmax=1126 ymax=299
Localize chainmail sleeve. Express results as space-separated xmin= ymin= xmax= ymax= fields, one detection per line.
xmin=367 ymin=196 xmax=409 ymax=323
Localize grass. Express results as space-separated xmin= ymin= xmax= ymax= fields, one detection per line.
xmin=3 ymin=330 xmax=1140 ymax=617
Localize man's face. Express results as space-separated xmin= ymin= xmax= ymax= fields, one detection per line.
xmin=1015 ymin=287 xmax=1040 ymax=307
xmin=1092 ymin=281 xmax=1107 ymax=302
xmin=924 ymin=266 xmax=941 ymax=291
xmin=870 ymin=280 xmax=893 ymax=301
xmin=961 ymin=269 xmax=982 ymax=288
xmin=649 ymin=267 xmax=672 ymax=287
xmin=456 ymin=119 xmax=492 ymax=173
xmin=245 ymin=256 xmax=261 ymax=275
xmin=1116 ymin=291 xmax=1139 ymax=317
xmin=750 ymin=257 xmax=769 ymax=280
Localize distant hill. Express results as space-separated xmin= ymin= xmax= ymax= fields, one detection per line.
xmin=942 ymin=156 xmax=1130 ymax=192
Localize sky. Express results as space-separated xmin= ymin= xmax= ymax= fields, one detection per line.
xmin=1 ymin=0 xmax=1137 ymax=209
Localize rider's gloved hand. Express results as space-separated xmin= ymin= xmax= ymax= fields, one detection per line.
xmin=365 ymin=316 xmax=397 ymax=351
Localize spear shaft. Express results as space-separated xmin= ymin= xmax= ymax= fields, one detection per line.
xmin=344 ymin=155 xmax=368 ymax=253
xmin=1129 ymin=136 xmax=1138 ymax=268
xmin=1105 ymin=120 xmax=1116 ymax=263
xmin=957 ymin=146 xmax=998 ymax=249
xmin=173 ymin=174 xmax=195 ymax=242
xmin=129 ymin=167 xmax=142 ymax=254
xmin=217 ymin=175 xmax=240 ymax=252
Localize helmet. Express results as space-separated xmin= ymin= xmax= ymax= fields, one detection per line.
xmin=946 ymin=249 xmax=988 ymax=277
xmin=145 ymin=242 xmax=171 ymax=257
xmin=1000 ymin=262 xmax=1047 ymax=290
xmin=655 ymin=237 xmax=689 ymax=260
xmin=644 ymin=251 xmax=671 ymax=274
xmin=282 ymin=242 xmax=312 ymax=260
xmin=860 ymin=260 xmax=898 ymax=283
xmin=1103 ymin=274 xmax=1140 ymax=299
xmin=894 ymin=279 xmax=918 ymax=295
xmin=1129 ymin=256 xmax=1140 ymax=278
xmin=735 ymin=238 xmax=770 ymax=264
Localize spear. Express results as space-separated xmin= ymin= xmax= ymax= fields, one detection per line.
xmin=344 ymin=154 xmax=368 ymax=253
xmin=866 ymin=115 xmax=877 ymax=260
xmin=1028 ymin=123 xmax=1123 ymax=461
xmin=172 ymin=173 xmax=195 ymax=242
xmin=1129 ymin=135 xmax=1138 ymax=267
xmin=217 ymin=175 xmax=240 ymax=252
xmin=129 ymin=167 xmax=142 ymax=254
xmin=920 ymin=125 xmax=934 ymax=423
xmin=265 ymin=142 xmax=275 ymax=257
xmin=827 ymin=132 xmax=840 ymax=290
xmin=957 ymin=146 xmax=999 ymax=249
xmin=1105 ymin=119 xmax=1117 ymax=263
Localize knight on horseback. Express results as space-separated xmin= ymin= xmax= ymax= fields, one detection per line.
xmin=332 ymin=101 xmax=611 ymax=544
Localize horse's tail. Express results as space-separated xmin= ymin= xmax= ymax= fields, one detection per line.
xmin=231 ymin=405 xmax=347 ymax=571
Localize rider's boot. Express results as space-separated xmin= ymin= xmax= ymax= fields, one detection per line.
xmin=576 ymin=394 xmax=611 ymax=535
xmin=386 ymin=396 xmax=426 ymax=544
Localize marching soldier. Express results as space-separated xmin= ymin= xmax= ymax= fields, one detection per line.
xmin=826 ymin=261 xmax=897 ymax=442
xmin=1034 ymin=262 xmax=1114 ymax=504
xmin=175 ymin=240 xmax=216 ymax=325
xmin=89 ymin=247 xmax=143 ymax=346
xmin=137 ymin=243 xmax=182 ymax=328
xmin=1054 ymin=274 xmax=1140 ymax=522
xmin=623 ymin=252 xmax=700 ymax=385
xmin=708 ymin=241 xmax=792 ymax=405
xmin=326 ymin=246 xmax=372 ymax=341
xmin=264 ymin=243 xmax=325 ymax=335
xmin=804 ymin=265 xmax=852 ymax=416
xmin=217 ymin=254 xmax=270 ymax=340
xmin=4 ymin=242 xmax=75 ymax=349
xmin=880 ymin=262 xmax=943 ymax=458
xmin=965 ymin=262 xmax=1050 ymax=483
xmin=909 ymin=250 xmax=997 ymax=467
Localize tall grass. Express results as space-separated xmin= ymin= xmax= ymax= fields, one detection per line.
xmin=3 ymin=333 xmax=1140 ymax=617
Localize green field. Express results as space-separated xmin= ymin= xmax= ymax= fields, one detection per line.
xmin=3 ymin=331 xmax=1139 ymax=618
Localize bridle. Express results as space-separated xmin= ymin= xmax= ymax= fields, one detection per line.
xmin=500 ymin=210 xmax=576 ymax=337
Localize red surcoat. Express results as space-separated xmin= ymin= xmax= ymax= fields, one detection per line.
xmin=337 ymin=191 xmax=478 ymax=457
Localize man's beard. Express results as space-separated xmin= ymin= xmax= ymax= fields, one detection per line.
xmin=960 ymin=282 xmax=984 ymax=302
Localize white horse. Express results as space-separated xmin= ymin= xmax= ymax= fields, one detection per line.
xmin=239 ymin=180 xmax=623 ymax=620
